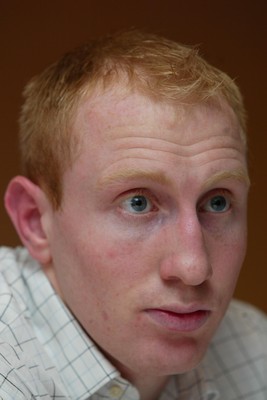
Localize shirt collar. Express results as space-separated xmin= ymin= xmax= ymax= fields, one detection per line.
xmin=152 ymin=358 xmax=219 ymax=400
xmin=172 ymin=364 xmax=220 ymax=400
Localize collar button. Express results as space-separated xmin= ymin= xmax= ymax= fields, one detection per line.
xmin=109 ymin=384 xmax=124 ymax=398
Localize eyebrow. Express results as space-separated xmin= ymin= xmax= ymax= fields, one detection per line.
xmin=202 ymin=168 xmax=250 ymax=190
xmin=97 ymin=169 xmax=171 ymax=189
xmin=97 ymin=167 xmax=250 ymax=191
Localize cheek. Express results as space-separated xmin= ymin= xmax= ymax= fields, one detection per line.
xmin=211 ymin=230 xmax=247 ymax=292
xmin=91 ymin=241 xmax=145 ymax=283
xmin=68 ymin=242 xmax=144 ymax=331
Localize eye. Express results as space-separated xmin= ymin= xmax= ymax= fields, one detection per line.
xmin=121 ymin=194 xmax=153 ymax=214
xmin=201 ymin=194 xmax=231 ymax=213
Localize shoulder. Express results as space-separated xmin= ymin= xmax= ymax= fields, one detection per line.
xmin=0 ymin=246 xmax=36 ymax=287
xmin=212 ymin=299 xmax=267 ymax=354
xmin=0 ymin=246 xmax=40 ymax=298
xmin=205 ymin=299 xmax=267 ymax=397
xmin=0 ymin=246 xmax=33 ymax=270
xmin=221 ymin=299 xmax=267 ymax=337
xmin=0 ymin=246 xmax=46 ymax=353
xmin=0 ymin=247 xmax=36 ymax=328
xmin=0 ymin=247 xmax=66 ymax=398
xmin=0 ymin=246 xmax=38 ymax=342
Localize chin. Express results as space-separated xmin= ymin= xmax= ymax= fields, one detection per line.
xmin=123 ymin=336 xmax=210 ymax=378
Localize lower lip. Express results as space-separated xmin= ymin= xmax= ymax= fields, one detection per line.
xmin=145 ymin=309 xmax=210 ymax=332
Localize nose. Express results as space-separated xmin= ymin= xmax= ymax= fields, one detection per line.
xmin=159 ymin=213 xmax=212 ymax=286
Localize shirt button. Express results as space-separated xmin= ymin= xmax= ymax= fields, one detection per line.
xmin=109 ymin=384 xmax=124 ymax=398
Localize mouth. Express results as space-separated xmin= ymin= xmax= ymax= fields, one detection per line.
xmin=145 ymin=308 xmax=211 ymax=332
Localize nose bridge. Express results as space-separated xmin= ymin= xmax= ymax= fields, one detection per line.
xmin=160 ymin=211 xmax=212 ymax=286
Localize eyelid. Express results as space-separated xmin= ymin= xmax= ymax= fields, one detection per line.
xmin=198 ymin=188 xmax=233 ymax=212
xmin=116 ymin=188 xmax=156 ymax=202
xmin=117 ymin=188 xmax=159 ymax=215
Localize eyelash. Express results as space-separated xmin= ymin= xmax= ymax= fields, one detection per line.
xmin=118 ymin=189 xmax=159 ymax=215
xmin=116 ymin=188 xmax=233 ymax=218
xmin=198 ymin=189 xmax=233 ymax=214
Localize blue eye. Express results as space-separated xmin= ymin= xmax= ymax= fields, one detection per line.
xmin=122 ymin=195 xmax=153 ymax=214
xmin=203 ymin=195 xmax=230 ymax=213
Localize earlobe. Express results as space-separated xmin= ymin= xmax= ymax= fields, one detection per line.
xmin=4 ymin=176 xmax=52 ymax=265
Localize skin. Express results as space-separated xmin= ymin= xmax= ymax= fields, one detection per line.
xmin=12 ymin=85 xmax=250 ymax=399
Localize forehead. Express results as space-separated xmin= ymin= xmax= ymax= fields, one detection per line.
xmin=63 ymin=84 xmax=248 ymax=201
xmin=73 ymin=84 xmax=244 ymax=150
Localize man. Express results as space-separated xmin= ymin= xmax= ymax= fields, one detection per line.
xmin=1 ymin=30 xmax=266 ymax=399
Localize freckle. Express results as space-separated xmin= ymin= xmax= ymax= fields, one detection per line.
xmin=107 ymin=250 xmax=118 ymax=259
xmin=102 ymin=310 xmax=109 ymax=321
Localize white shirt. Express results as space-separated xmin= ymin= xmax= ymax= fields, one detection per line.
xmin=0 ymin=247 xmax=266 ymax=400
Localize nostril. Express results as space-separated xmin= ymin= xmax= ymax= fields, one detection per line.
xmin=159 ymin=252 xmax=212 ymax=286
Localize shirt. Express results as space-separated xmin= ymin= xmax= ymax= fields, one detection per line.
xmin=0 ymin=247 xmax=266 ymax=400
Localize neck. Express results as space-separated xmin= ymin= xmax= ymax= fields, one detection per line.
xmin=136 ymin=377 xmax=168 ymax=400
xmin=122 ymin=370 xmax=169 ymax=400
xmin=101 ymin=349 xmax=169 ymax=400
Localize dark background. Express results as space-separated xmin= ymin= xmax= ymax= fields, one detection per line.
xmin=1 ymin=1 xmax=266 ymax=312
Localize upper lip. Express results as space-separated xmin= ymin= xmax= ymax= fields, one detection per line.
xmin=145 ymin=304 xmax=211 ymax=314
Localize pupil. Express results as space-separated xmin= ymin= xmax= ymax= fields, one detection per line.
xmin=211 ymin=196 xmax=226 ymax=211
xmin=131 ymin=196 xmax=147 ymax=212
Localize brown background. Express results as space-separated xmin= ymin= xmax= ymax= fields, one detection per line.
xmin=0 ymin=1 xmax=266 ymax=312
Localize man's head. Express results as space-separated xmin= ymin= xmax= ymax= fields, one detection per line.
xmin=18 ymin=30 xmax=246 ymax=208
xmin=5 ymin=30 xmax=250 ymax=388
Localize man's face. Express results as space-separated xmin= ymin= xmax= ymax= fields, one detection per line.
xmin=45 ymin=86 xmax=249 ymax=379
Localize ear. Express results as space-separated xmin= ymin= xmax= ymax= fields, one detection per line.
xmin=4 ymin=176 xmax=52 ymax=265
